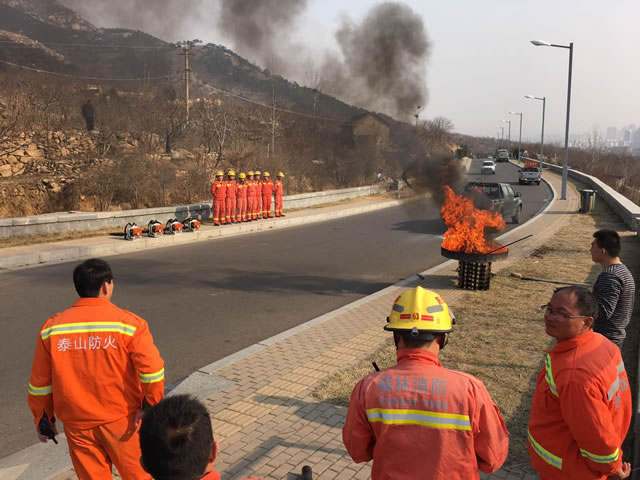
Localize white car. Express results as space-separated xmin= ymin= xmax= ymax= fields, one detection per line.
xmin=481 ymin=160 xmax=496 ymax=175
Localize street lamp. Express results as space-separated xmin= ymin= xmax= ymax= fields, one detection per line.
xmin=414 ymin=105 xmax=421 ymax=127
xmin=497 ymin=126 xmax=504 ymax=147
xmin=525 ymin=95 xmax=546 ymax=169
xmin=531 ymin=39 xmax=573 ymax=200
xmin=501 ymin=119 xmax=512 ymax=143
xmin=509 ymin=111 xmax=523 ymax=164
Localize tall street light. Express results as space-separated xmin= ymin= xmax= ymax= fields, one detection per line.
xmin=497 ymin=126 xmax=504 ymax=146
xmin=525 ymin=95 xmax=546 ymax=169
xmin=509 ymin=111 xmax=523 ymax=164
xmin=414 ymin=105 xmax=421 ymax=127
xmin=501 ymin=119 xmax=512 ymax=143
xmin=531 ymin=39 xmax=573 ymax=200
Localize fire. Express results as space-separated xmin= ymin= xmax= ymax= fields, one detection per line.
xmin=440 ymin=185 xmax=507 ymax=254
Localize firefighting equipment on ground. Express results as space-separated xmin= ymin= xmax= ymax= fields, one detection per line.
xmin=527 ymin=330 xmax=631 ymax=479
xmin=183 ymin=217 xmax=201 ymax=232
xmin=28 ymin=296 xmax=165 ymax=479
xmin=124 ymin=223 xmax=142 ymax=241
xmin=165 ymin=218 xmax=183 ymax=234
xmin=147 ymin=220 xmax=164 ymax=237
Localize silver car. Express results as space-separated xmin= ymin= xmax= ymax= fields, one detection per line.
xmin=481 ymin=160 xmax=496 ymax=175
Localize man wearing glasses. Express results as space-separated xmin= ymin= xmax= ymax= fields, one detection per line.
xmin=527 ymin=286 xmax=631 ymax=480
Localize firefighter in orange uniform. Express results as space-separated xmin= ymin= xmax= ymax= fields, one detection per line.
xmin=246 ymin=171 xmax=256 ymax=221
xmin=210 ymin=171 xmax=226 ymax=226
xmin=236 ymin=173 xmax=248 ymax=222
xmin=274 ymin=172 xmax=285 ymax=217
xmin=527 ymin=286 xmax=632 ymax=480
xmin=261 ymin=172 xmax=274 ymax=218
xmin=253 ymin=171 xmax=262 ymax=220
xmin=343 ymin=287 xmax=509 ymax=480
xmin=225 ymin=170 xmax=237 ymax=223
xmin=28 ymin=258 xmax=164 ymax=480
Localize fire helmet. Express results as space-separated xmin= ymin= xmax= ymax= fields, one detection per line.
xmin=215 ymin=171 xmax=224 ymax=177
xmin=248 ymin=171 xmax=255 ymax=176
xmin=227 ymin=170 xmax=235 ymax=176
xmin=263 ymin=172 xmax=270 ymax=177
xmin=238 ymin=172 xmax=246 ymax=179
xmin=385 ymin=287 xmax=455 ymax=340
xmin=277 ymin=172 xmax=284 ymax=177
xmin=254 ymin=170 xmax=261 ymax=176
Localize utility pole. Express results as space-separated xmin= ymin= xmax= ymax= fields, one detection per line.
xmin=271 ymin=82 xmax=276 ymax=156
xmin=180 ymin=45 xmax=191 ymax=122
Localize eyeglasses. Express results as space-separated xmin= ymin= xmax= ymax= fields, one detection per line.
xmin=540 ymin=304 xmax=588 ymax=321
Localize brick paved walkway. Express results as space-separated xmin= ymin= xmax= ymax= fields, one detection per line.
xmin=31 ymin=171 xmax=580 ymax=480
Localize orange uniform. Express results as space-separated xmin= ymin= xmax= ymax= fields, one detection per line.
xmin=254 ymin=179 xmax=262 ymax=220
xmin=274 ymin=178 xmax=284 ymax=216
xmin=261 ymin=179 xmax=274 ymax=218
xmin=28 ymin=297 xmax=165 ymax=480
xmin=236 ymin=182 xmax=248 ymax=221
xmin=246 ymin=179 xmax=257 ymax=220
xmin=210 ymin=180 xmax=226 ymax=225
xmin=225 ymin=179 xmax=237 ymax=223
xmin=343 ymin=349 xmax=508 ymax=480
xmin=527 ymin=330 xmax=631 ymax=479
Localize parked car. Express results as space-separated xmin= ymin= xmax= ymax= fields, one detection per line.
xmin=481 ymin=160 xmax=496 ymax=175
xmin=519 ymin=167 xmax=541 ymax=185
xmin=463 ymin=181 xmax=523 ymax=223
xmin=496 ymin=149 xmax=510 ymax=162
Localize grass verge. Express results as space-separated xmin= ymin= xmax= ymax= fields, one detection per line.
xmin=314 ymin=196 xmax=640 ymax=469
xmin=0 ymin=227 xmax=120 ymax=249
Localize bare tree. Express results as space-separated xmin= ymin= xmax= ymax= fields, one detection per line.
xmin=304 ymin=61 xmax=336 ymax=119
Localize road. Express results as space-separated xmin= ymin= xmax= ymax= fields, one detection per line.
xmin=0 ymin=158 xmax=549 ymax=457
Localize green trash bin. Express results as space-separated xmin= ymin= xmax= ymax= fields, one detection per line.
xmin=579 ymin=189 xmax=596 ymax=213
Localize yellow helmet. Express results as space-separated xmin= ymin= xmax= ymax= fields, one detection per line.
xmin=277 ymin=172 xmax=284 ymax=177
xmin=254 ymin=170 xmax=261 ymax=175
xmin=238 ymin=172 xmax=246 ymax=179
xmin=227 ymin=170 xmax=235 ymax=176
xmin=385 ymin=287 xmax=454 ymax=337
xmin=215 ymin=171 xmax=224 ymax=176
xmin=248 ymin=171 xmax=255 ymax=176
xmin=263 ymin=171 xmax=270 ymax=177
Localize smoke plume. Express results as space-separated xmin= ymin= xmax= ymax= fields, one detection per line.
xmin=333 ymin=2 xmax=431 ymax=119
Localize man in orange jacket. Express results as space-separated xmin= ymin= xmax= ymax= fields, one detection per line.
xmin=210 ymin=171 xmax=226 ymax=226
xmin=261 ymin=172 xmax=274 ymax=218
xmin=225 ymin=170 xmax=237 ymax=223
xmin=28 ymin=258 xmax=165 ymax=480
xmin=253 ymin=171 xmax=262 ymax=220
xmin=343 ymin=287 xmax=509 ymax=480
xmin=527 ymin=286 xmax=632 ymax=480
xmin=236 ymin=172 xmax=248 ymax=222
xmin=140 ymin=394 xmax=263 ymax=480
xmin=246 ymin=171 xmax=256 ymax=221
xmin=274 ymin=172 xmax=285 ymax=217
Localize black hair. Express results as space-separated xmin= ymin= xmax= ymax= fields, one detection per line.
xmin=593 ymin=229 xmax=621 ymax=258
xmin=72 ymin=258 xmax=113 ymax=298
xmin=139 ymin=394 xmax=214 ymax=480
xmin=394 ymin=331 xmax=436 ymax=349
xmin=553 ymin=286 xmax=598 ymax=319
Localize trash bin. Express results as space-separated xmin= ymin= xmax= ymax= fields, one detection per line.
xmin=579 ymin=189 xmax=596 ymax=213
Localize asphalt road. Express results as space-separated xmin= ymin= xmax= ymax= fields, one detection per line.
xmin=0 ymin=158 xmax=549 ymax=457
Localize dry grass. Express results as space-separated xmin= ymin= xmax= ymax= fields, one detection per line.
xmin=1 ymin=227 xmax=120 ymax=249
xmin=314 ymin=192 xmax=640 ymax=468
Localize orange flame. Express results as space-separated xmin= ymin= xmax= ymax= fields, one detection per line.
xmin=441 ymin=185 xmax=507 ymax=254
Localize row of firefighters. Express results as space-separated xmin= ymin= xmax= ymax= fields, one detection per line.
xmin=210 ymin=170 xmax=284 ymax=226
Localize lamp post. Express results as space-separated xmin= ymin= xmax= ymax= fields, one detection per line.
xmin=531 ymin=40 xmax=573 ymax=200
xmin=509 ymin=111 xmax=523 ymax=164
xmin=414 ymin=105 xmax=421 ymax=127
xmin=525 ymin=95 xmax=546 ymax=169
xmin=501 ymin=119 xmax=512 ymax=143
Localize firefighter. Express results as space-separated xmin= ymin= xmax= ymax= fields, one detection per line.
xmin=246 ymin=171 xmax=256 ymax=221
xmin=210 ymin=171 xmax=226 ymax=226
xmin=253 ymin=171 xmax=262 ymax=220
xmin=225 ymin=170 xmax=237 ymax=223
xmin=261 ymin=172 xmax=274 ymax=218
xmin=342 ymin=287 xmax=509 ymax=480
xmin=527 ymin=286 xmax=632 ymax=480
xmin=236 ymin=173 xmax=248 ymax=222
xmin=274 ymin=172 xmax=285 ymax=217
xmin=27 ymin=258 xmax=164 ymax=480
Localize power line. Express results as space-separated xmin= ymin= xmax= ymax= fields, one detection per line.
xmin=0 ymin=59 xmax=174 ymax=81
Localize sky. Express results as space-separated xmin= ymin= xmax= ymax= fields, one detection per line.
xmin=61 ymin=0 xmax=640 ymax=143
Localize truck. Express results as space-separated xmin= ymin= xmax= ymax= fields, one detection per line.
xmin=519 ymin=161 xmax=542 ymax=185
xmin=463 ymin=181 xmax=523 ymax=223
xmin=496 ymin=149 xmax=510 ymax=162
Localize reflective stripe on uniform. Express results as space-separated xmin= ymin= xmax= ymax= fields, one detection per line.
xmin=41 ymin=322 xmax=136 ymax=340
xmin=528 ymin=430 xmax=563 ymax=469
xmin=608 ymin=378 xmax=620 ymax=401
xmin=579 ymin=447 xmax=619 ymax=464
xmin=365 ymin=408 xmax=471 ymax=431
xmin=28 ymin=383 xmax=52 ymax=396
xmin=544 ymin=354 xmax=559 ymax=397
xmin=139 ymin=368 xmax=164 ymax=384
xmin=617 ymin=360 xmax=625 ymax=374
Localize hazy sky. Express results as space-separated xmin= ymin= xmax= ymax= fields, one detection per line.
xmin=62 ymin=0 xmax=640 ymax=142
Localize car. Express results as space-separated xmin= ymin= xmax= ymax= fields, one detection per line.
xmin=496 ymin=149 xmax=510 ymax=162
xmin=519 ymin=166 xmax=541 ymax=185
xmin=481 ymin=160 xmax=496 ymax=175
xmin=463 ymin=181 xmax=523 ymax=223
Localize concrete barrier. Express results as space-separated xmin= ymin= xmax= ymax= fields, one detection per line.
xmin=522 ymin=158 xmax=640 ymax=232
xmin=0 ymin=184 xmax=387 ymax=239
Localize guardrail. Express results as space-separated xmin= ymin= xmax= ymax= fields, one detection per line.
xmin=0 ymin=184 xmax=388 ymax=239
xmin=521 ymin=157 xmax=640 ymax=232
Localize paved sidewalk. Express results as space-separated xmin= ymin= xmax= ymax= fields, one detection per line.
xmin=2 ymin=170 xmax=579 ymax=480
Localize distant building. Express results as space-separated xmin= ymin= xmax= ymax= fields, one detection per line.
xmin=606 ymin=126 xmax=617 ymax=140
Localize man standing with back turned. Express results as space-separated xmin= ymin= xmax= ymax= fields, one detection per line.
xmin=343 ymin=287 xmax=509 ymax=479
xmin=528 ymin=286 xmax=631 ymax=480
xmin=27 ymin=258 xmax=165 ymax=480
xmin=590 ymin=229 xmax=635 ymax=349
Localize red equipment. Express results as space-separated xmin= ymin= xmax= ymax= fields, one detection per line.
xmin=183 ymin=217 xmax=201 ymax=232
xmin=164 ymin=219 xmax=184 ymax=234
xmin=147 ymin=220 xmax=164 ymax=238
xmin=123 ymin=223 xmax=143 ymax=241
